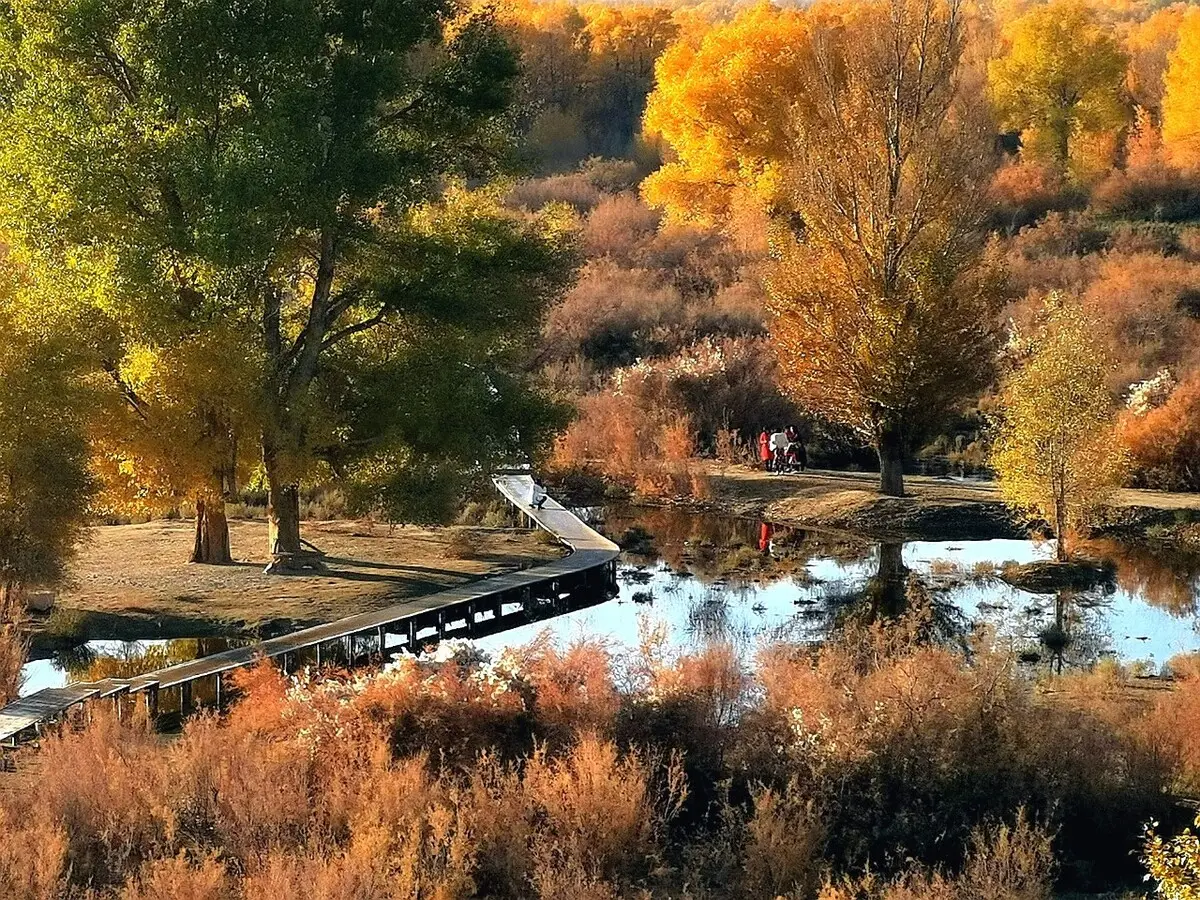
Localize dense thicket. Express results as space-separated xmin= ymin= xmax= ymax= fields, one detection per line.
xmin=2 ymin=618 xmax=1197 ymax=898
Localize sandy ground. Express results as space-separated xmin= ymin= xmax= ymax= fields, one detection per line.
xmin=38 ymin=519 xmax=564 ymax=642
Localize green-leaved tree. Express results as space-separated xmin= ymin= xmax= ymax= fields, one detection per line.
xmin=0 ymin=0 xmax=565 ymax=563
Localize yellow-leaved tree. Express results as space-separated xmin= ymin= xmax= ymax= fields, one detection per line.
xmin=1162 ymin=8 xmax=1200 ymax=170
xmin=991 ymin=293 xmax=1127 ymax=561
xmin=988 ymin=0 xmax=1129 ymax=180
xmin=91 ymin=328 xmax=263 ymax=565
xmin=1122 ymin=4 xmax=1191 ymax=117
xmin=641 ymin=2 xmax=815 ymax=225
xmin=644 ymin=0 xmax=1004 ymax=496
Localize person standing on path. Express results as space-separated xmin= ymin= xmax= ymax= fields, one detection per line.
xmin=758 ymin=430 xmax=772 ymax=471
xmin=770 ymin=430 xmax=788 ymax=472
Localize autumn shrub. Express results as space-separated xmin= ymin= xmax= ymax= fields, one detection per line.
xmin=1120 ymin=373 xmax=1200 ymax=490
xmin=1092 ymin=111 xmax=1200 ymax=222
xmin=820 ymin=813 xmax=1055 ymax=900
xmin=507 ymin=171 xmax=603 ymax=212
xmin=115 ymin=855 xmax=231 ymax=900
xmin=552 ymin=387 xmax=708 ymax=499
xmin=1 ymin=626 xmax=1189 ymax=898
xmin=1081 ymin=254 xmax=1200 ymax=390
xmin=0 ymin=806 xmax=68 ymax=900
xmin=750 ymin=608 xmax=1174 ymax=887
xmin=743 ymin=783 xmax=827 ymax=898
xmin=989 ymin=160 xmax=1081 ymax=232
xmin=542 ymin=261 xmax=686 ymax=367
xmin=1145 ymin=653 xmax=1200 ymax=797
xmin=17 ymin=710 xmax=174 ymax=888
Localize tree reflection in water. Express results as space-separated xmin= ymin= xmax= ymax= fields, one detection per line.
xmin=821 ymin=541 xmax=970 ymax=648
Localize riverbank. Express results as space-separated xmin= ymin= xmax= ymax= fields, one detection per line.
xmin=30 ymin=519 xmax=565 ymax=653
xmin=678 ymin=463 xmax=1200 ymax=544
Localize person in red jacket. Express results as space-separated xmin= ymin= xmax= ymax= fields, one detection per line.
xmin=758 ymin=430 xmax=772 ymax=471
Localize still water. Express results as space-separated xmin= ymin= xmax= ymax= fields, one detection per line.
xmin=19 ymin=507 xmax=1200 ymax=696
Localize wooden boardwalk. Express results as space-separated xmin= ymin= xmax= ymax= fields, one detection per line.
xmin=0 ymin=475 xmax=619 ymax=746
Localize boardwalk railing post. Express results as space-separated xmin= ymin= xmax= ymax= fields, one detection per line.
xmin=144 ymin=685 xmax=159 ymax=723
xmin=180 ymin=681 xmax=192 ymax=713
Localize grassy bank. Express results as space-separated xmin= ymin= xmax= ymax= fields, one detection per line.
xmin=679 ymin=463 xmax=1200 ymax=544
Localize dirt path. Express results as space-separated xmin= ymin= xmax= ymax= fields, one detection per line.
xmin=35 ymin=519 xmax=563 ymax=646
xmin=693 ymin=463 xmax=1200 ymax=541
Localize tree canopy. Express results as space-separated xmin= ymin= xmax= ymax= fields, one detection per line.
xmin=640 ymin=2 xmax=814 ymax=225
xmin=988 ymin=0 xmax=1129 ymax=180
xmin=0 ymin=0 xmax=570 ymax=562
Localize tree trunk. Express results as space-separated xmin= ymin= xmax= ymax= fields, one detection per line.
xmin=1054 ymin=496 xmax=1069 ymax=561
xmin=267 ymin=479 xmax=303 ymax=556
xmin=877 ymin=426 xmax=906 ymax=497
xmin=191 ymin=497 xmax=233 ymax=565
xmin=865 ymin=541 xmax=909 ymax=620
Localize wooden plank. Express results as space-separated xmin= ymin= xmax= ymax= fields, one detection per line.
xmin=0 ymin=476 xmax=619 ymax=743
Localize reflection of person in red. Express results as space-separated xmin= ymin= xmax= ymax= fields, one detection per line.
xmin=759 ymin=521 xmax=771 ymax=552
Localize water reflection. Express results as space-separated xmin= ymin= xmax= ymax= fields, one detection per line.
xmin=20 ymin=637 xmax=251 ymax=697
xmin=18 ymin=507 xmax=1200 ymax=695
xmin=500 ymin=506 xmax=1199 ymax=673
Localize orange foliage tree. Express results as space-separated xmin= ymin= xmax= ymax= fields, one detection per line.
xmin=767 ymin=0 xmax=1004 ymax=496
xmin=641 ymin=2 xmax=815 ymax=225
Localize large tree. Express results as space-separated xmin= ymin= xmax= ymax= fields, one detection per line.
xmin=0 ymin=0 xmax=545 ymax=563
xmin=642 ymin=0 xmax=1002 ymax=496
xmin=769 ymin=0 xmax=1003 ymax=496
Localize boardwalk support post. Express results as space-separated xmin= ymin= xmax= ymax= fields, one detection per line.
xmin=144 ymin=685 xmax=159 ymax=722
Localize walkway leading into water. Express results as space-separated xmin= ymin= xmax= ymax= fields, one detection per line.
xmin=0 ymin=475 xmax=619 ymax=746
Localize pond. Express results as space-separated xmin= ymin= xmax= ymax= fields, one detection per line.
xmin=18 ymin=506 xmax=1200 ymax=696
